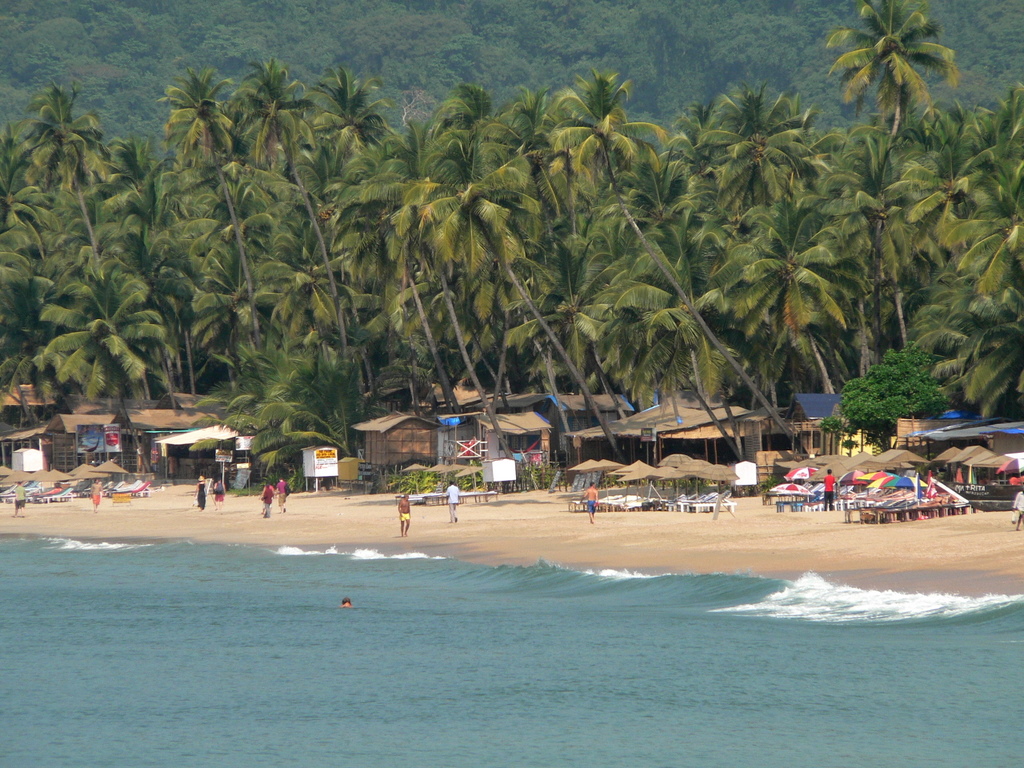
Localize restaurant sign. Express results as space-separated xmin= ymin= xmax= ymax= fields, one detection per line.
xmin=951 ymin=483 xmax=1019 ymax=511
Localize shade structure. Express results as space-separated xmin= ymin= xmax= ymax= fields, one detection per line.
xmin=611 ymin=460 xmax=657 ymax=476
xmin=658 ymin=454 xmax=698 ymax=469
xmin=837 ymin=470 xmax=860 ymax=485
xmin=884 ymin=476 xmax=917 ymax=489
xmin=455 ymin=465 xmax=482 ymax=478
xmin=933 ymin=446 xmax=964 ymax=463
xmin=769 ymin=482 xmax=813 ymax=495
xmin=846 ymin=452 xmax=887 ymax=471
xmin=784 ymin=466 xmax=817 ymax=480
xmin=569 ymin=459 xmax=624 ymax=473
xmin=3 ymin=469 xmax=37 ymax=483
xmin=873 ymin=448 xmax=929 ymax=466
xmin=965 ymin=449 xmax=1008 ymax=468
xmin=997 ymin=457 xmax=1024 ymax=474
xmin=154 ymin=425 xmax=239 ymax=446
xmin=92 ymin=460 xmax=129 ymax=474
xmin=867 ymin=473 xmax=899 ymax=489
xmin=401 ymin=463 xmax=429 ymax=473
xmin=68 ymin=464 xmax=108 ymax=479
xmin=32 ymin=469 xmax=72 ymax=483
xmin=427 ymin=463 xmax=460 ymax=474
xmin=656 ymin=465 xmax=697 ymax=480
xmin=700 ymin=465 xmax=738 ymax=483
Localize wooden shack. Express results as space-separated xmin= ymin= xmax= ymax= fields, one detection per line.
xmin=353 ymin=413 xmax=439 ymax=467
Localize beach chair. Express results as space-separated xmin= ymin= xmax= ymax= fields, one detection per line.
xmin=32 ymin=487 xmax=75 ymax=504
xmin=130 ymin=481 xmax=152 ymax=497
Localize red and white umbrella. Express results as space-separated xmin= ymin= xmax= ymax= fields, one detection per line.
xmin=997 ymin=457 xmax=1024 ymax=474
xmin=769 ymin=482 xmax=814 ymax=495
xmin=784 ymin=466 xmax=817 ymax=480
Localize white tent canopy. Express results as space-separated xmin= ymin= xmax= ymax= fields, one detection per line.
xmin=154 ymin=425 xmax=239 ymax=446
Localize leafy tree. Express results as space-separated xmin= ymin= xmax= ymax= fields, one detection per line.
xmin=839 ymin=344 xmax=947 ymax=447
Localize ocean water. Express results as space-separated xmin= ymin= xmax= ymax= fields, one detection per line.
xmin=2 ymin=538 xmax=1022 ymax=767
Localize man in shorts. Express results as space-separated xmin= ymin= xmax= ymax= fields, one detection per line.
xmin=276 ymin=478 xmax=288 ymax=514
xmin=397 ymin=494 xmax=411 ymax=537
xmin=583 ymin=482 xmax=599 ymax=524
xmin=13 ymin=481 xmax=27 ymax=517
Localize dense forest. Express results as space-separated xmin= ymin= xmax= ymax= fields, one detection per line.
xmin=2 ymin=0 xmax=1024 ymax=465
xmin=1 ymin=0 xmax=1023 ymax=136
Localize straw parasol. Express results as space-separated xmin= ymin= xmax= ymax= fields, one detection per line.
xmin=933 ymin=446 xmax=964 ymax=463
xmin=401 ymin=463 xmax=429 ymax=473
xmin=69 ymin=464 xmax=108 ymax=479
xmin=427 ymin=462 xmax=460 ymax=474
xmin=569 ymin=458 xmax=624 ymax=473
xmin=92 ymin=459 xmax=129 ymax=474
xmin=33 ymin=468 xmax=72 ymax=483
xmin=3 ymin=469 xmax=37 ymax=483
xmin=455 ymin=465 xmax=482 ymax=478
xmin=658 ymin=454 xmax=698 ymax=469
xmin=700 ymin=465 xmax=738 ymax=483
xmin=611 ymin=460 xmax=658 ymax=476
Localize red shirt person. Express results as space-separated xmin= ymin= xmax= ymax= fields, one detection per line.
xmin=823 ymin=469 xmax=837 ymax=513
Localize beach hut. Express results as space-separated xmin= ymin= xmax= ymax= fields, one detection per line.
xmin=353 ymin=413 xmax=439 ymax=467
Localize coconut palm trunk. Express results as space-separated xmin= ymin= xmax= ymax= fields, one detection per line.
xmin=501 ymin=258 xmax=624 ymax=461
xmin=404 ymin=265 xmax=460 ymax=414
xmin=216 ymin=166 xmax=261 ymax=348
xmin=605 ymin=163 xmax=794 ymax=440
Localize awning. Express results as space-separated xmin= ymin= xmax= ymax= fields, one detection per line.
xmin=154 ymin=425 xmax=239 ymax=446
xmin=478 ymin=412 xmax=551 ymax=435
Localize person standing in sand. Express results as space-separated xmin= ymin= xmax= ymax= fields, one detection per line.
xmin=276 ymin=477 xmax=288 ymax=514
xmin=397 ymin=494 xmax=411 ymax=537
xmin=213 ymin=478 xmax=226 ymax=511
xmin=195 ymin=476 xmax=207 ymax=511
xmin=13 ymin=481 xmax=27 ymax=517
xmin=446 ymin=481 xmax=460 ymax=523
xmin=91 ymin=478 xmax=103 ymax=513
xmin=583 ymin=482 xmax=599 ymax=524
xmin=823 ymin=469 xmax=836 ymax=513
xmin=261 ymin=481 xmax=275 ymax=518
xmin=1014 ymin=490 xmax=1024 ymax=531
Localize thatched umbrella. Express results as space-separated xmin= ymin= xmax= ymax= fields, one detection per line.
xmin=92 ymin=459 xmax=129 ymax=475
xmin=455 ymin=465 xmax=482 ymax=478
xmin=33 ymin=469 xmax=72 ymax=484
xmin=611 ymin=460 xmax=658 ymax=476
xmin=0 ymin=465 xmax=11 ymax=478
xmin=4 ymin=469 xmax=37 ymax=483
xmin=69 ymin=464 xmax=108 ymax=479
xmin=427 ymin=462 xmax=460 ymax=474
xmin=569 ymin=458 xmax=624 ymax=473
xmin=401 ymin=463 xmax=429 ymax=473
xmin=658 ymin=453 xmax=698 ymax=469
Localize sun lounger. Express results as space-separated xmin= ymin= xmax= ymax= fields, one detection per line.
xmin=31 ymin=487 xmax=75 ymax=504
xmin=130 ymin=481 xmax=152 ymax=497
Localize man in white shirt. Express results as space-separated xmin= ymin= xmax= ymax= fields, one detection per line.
xmin=446 ymin=482 xmax=460 ymax=523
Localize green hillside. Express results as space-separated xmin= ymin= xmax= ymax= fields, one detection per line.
xmin=1 ymin=0 xmax=1021 ymax=138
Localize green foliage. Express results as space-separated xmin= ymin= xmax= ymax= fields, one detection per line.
xmin=0 ymin=1 xmax=1022 ymax=138
xmin=839 ymin=345 xmax=947 ymax=448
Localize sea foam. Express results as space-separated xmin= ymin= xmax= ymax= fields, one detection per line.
xmin=44 ymin=537 xmax=151 ymax=552
xmin=272 ymin=545 xmax=443 ymax=560
xmin=715 ymin=572 xmax=1024 ymax=623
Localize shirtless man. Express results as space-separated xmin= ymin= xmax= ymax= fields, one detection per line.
xmin=583 ymin=482 xmax=599 ymax=524
xmin=397 ymin=494 xmax=411 ymax=537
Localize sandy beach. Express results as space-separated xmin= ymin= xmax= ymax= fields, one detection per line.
xmin=4 ymin=485 xmax=1024 ymax=595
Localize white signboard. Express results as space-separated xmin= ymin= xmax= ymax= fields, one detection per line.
xmin=734 ymin=461 xmax=758 ymax=486
xmin=483 ymin=458 xmax=516 ymax=483
xmin=303 ymin=446 xmax=339 ymax=478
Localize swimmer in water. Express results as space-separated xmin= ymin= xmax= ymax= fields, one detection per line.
xmin=340 ymin=597 xmax=353 ymax=608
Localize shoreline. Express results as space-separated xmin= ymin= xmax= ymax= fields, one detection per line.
xmin=4 ymin=485 xmax=1024 ymax=596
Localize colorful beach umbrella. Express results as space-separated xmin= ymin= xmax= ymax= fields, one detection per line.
xmin=867 ymin=473 xmax=899 ymax=489
xmin=997 ymin=457 xmax=1024 ymax=474
xmin=784 ymin=466 xmax=817 ymax=480
xmin=768 ymin=483 xmax=813 ymax=495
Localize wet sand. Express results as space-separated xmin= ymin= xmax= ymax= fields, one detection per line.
xmin=4 ymin=485 xmax=1024 ymax=595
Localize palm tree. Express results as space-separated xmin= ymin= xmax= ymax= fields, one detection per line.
xmin=553 ymin=70 xmax=795 ymax=441
xmin=41 ymin=263 xmax=168 ymax=399
xmin=163 ymin=67 xmax=262 ymax=347
xmin=828 ymin=0 xmax=959 ymax=136
xmin=312 ymin=66 xmax=391 ymax=154
xmin=23 ymin=83 xmax=106 ymax=262
xmin=235 ymin=59 xmax=351 ymax=352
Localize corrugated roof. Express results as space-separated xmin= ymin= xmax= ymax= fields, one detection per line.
xmin=910 ymin=420 xmax=1024 ymax=440
xmin=353 ymin=413 xmax=439 ymax=433
xmin=569 ymin=398 xmax=762 ymax=439
xmin=789 ymin=393 xmax=840 ymax=420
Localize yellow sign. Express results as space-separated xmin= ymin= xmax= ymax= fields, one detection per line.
xmin=112 ymin=493 xmax=132 ymax=505
xmin=315 ymin=448 xmax=337 ymax=460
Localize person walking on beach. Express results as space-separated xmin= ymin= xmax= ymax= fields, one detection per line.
xmin=91 ymin=478 xmax=103 ymax=513
xmin=276 ymin=477 xmax=288 ymax=514
xmin=397 ymin=494 xmax=411 ymax=537
xmin=213 ymin=478 xmax=226 ymax=511
xmin=261 ymin=481 xmax=275 ymax=518
xmin=446 ymin=481 xmax=460 ymax=523
xmin=583 ymin=482 xmax=599 ymax=524
xmin=824 ymin=469 xmax=836 ymax=513
xmin=195 ymin=476 xmax=207 ymax=511
xmin=1014 ymin=490 xmax=1024 ymax=531
xmin=13 ymin=480 xmax=27 ymax=518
